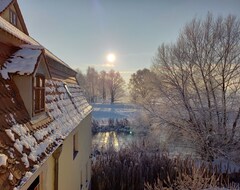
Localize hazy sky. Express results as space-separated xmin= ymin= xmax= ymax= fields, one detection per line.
xmin=18 ymin=0 xmax=240 ymax=82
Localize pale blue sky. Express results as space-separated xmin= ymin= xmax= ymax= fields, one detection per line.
xmin=18 ymin=0 xmax=240 ymax=82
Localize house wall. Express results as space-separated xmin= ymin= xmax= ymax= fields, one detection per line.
xmin=19 ymin=113 xmax=92 ymax=190
xmin=18 ymin=156 xmax=53 ymax=190
xmin=1 ymin=3 xmax=25 ymax=32
xmin=58 ymin=113 xmax=92 ymax=190
xmin=13 ymin=75 xmax=33 ymax=116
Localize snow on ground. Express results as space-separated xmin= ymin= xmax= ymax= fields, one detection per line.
xmin=92 ymin=103 xmax=141 ymax=121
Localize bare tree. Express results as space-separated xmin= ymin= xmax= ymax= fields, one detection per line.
xmin=98 ymin=70 xmax=107 ymax=102
xmin=106 ymin=70 xmax=125 ymax=104
xmin=148 ymin=14 xmax=240 ymax=160
xmin=86 ymin=67 xmax=99 ymax=103
xmin=76 ymin=68 xmax=89 ymax=96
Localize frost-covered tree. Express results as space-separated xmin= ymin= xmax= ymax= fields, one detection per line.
xmin=106 ymin=70 xmax=125 ymax=103
xmin=86 ymin=67 xmax=99 ymax=103
xmin=128 ymin=68 xmax=153 ymax=103
xmin=98 ymin=70 xmax=107 ymax=102
xmin=149 ymin=14 xmax=240 ymax=160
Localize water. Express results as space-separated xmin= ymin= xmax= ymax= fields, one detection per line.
xmin=91 ymin=103 xmax=197 ymax=156
xmin=92 ymin=131 xmax=197 ymax=158
xmin=92 ymin=132 xmax=136 ymax=151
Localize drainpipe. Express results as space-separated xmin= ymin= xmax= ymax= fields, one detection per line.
xmin=53 ymin=145 xmax=63 ymax=190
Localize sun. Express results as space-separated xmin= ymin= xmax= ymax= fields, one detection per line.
xmin=106 ymin=53 xmax=116 ymax=63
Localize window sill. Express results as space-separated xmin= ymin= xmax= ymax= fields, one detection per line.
xmin=30 ymin=112 xmax=48 ymax=125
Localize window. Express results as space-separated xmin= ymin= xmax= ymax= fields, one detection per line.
xmin=86 ymin=162 xmax=88 ymax=186
xmin=28 ymin=176 xmax=40 ymax=190
xmin=33 ymin=74 xmax=45 ymax=115
xmin=73 ymin=133 xmax=79 ymax=159
xmin=80 ymin=170 xmax=83 ymax=190
xmin=9 ymin=9 xmax=17 ymax=26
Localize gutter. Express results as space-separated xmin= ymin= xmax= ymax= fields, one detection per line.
xmin=52 ymin=144 xmax=63 ymax=190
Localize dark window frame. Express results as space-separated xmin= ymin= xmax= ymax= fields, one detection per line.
xmin=33 ymin=74 xmax=45 ymax=115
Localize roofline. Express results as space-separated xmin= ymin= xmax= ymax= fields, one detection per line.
xmin=0 ymin=16 xmax=77 ymax=75
xmin=0 ymin=0 xmax=29 ymax=35
xmin=0 ymin=0 xmax=14 ymax=14
xmin=42 ymin=49 xmax=52 ymax=79
xmin=13 ymin=0 xmax=29 ymax=35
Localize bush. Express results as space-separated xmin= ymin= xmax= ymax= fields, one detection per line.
xmin=91 ymin=147 xmax=239 ymax=190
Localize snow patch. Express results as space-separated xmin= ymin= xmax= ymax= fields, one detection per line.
xmin=9 ymin=173 xmax=13 ymax=181
xmin=21 ymin=154 xmax=29 ymax=168
xmin=5 ymin=129 xmax=15 ymax=141
xmin=0 ymin=47 xmax=42 ymax=79
xmin=0 ymin=154 xmax=8 ymax=166
xmin=14 ymin=139 xmax=23 ymax=154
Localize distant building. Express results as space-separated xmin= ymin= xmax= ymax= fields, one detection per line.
xmin=0 ymin=0 xmax=92 ymax=190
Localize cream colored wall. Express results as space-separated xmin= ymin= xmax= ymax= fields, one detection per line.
xmin=19 ymin=155 xmax=54 ymax=190
xmin=1 ymin=3 xmax=24 ymax=32
xmin=19 ymin=113 xmax=92 ymax=190
xmin=13 ymin=75 xmax=33 ymax=116
xmin=58 ymin=113 xmax=92 ymax=190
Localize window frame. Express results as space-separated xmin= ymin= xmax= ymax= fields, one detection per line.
xmin=9 ymin=9 xmax=17 ymax=26
xmin=33 ymin=74 xmax=45 ymax=116
xmin=73 ymin=133 xmax=79 ymax=159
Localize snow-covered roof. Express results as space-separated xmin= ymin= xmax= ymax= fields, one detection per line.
xmin=0 ymin=1 xmax=91 ymax=189
xmin=0 ymin=78 xmax=92 ymax=189
xmin=0 ymin=45 xmax=43 ymax=79
xmin=0 ymin=0 xmax=13 ymax=13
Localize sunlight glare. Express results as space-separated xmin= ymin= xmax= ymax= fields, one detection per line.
xmin=106 ymin=53 xmax=116 ymax=63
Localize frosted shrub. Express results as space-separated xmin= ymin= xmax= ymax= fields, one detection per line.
xmin=91 ymin=146 xmax=238 ymax=190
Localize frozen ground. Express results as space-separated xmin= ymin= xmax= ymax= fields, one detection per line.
xmin=91 ymin=103 xmax=141 ymax=120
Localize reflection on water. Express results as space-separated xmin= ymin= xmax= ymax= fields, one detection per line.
xmin=92 ymin=132 xmax=197 ymax=157
xmin=92 ymin=132 xmax=134 ymax=151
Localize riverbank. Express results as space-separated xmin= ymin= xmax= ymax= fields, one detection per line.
xmin=92 ymin=118 xmax=132 ymax=134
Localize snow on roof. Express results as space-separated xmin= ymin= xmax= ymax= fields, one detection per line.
xmin=0 ymin=0 xmax=13 ymax=13
xmin=0 ymin=154 xmax=8 ymax=167
xmin=16 ymin=80 xmax=91 ymax=188
xmin=0 ymin=78 xmax=92 ymax=189
xmin=0 ymin=45 xmax=42 ymax=79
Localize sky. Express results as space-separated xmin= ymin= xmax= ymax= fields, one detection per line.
xmin=18 ymin=0 xmax=240 ymax=82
